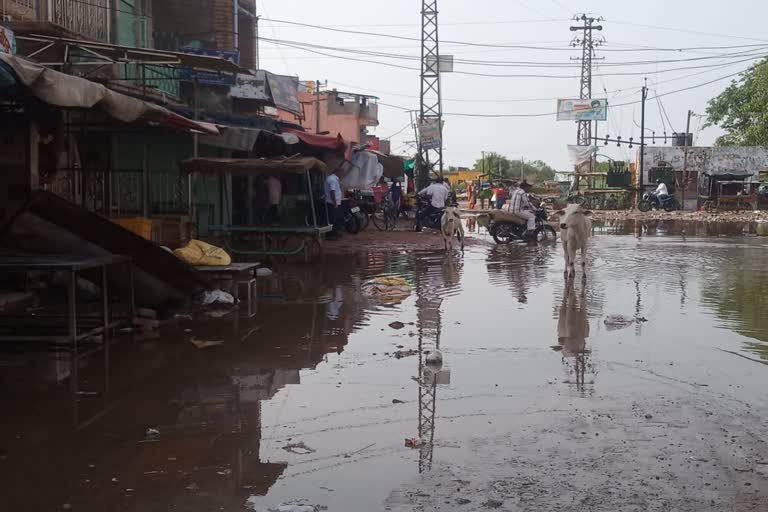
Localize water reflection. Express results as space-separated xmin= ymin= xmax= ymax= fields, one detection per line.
xmin=411 ymin=252 xmax=460 ymax=473
xmin=486 ymin=245 xmax=554 ymax=303
xmin=554 ymin=279 xmax=595 ymax=395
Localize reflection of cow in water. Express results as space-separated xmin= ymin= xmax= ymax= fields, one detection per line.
xmin=556 ymin=279 xmax=592 ymax=393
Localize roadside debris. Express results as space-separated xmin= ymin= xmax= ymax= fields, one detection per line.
xmin=392 ymin=399 xmax=405 ymax=404
xmin=189 ymin=338 xmax=225 ymax=349
xmin=256 ymin=267 xmax=274 ymax=277
xmin=282 ymin=442 xmax=316 ymax=455
xmin=388 ymin=321 xmax=405 ymax=330
xmin=405 ymin=438 xmax=425 ymax=448
xmin=604 ymin=314 xmax=647 ymax=331
xmin=198 ymin=289 xmax=235 ymax=306
xmin=174 ymin=239 xmax=231 ymax=266
xmin=145 ymin=427 xmax=160 ymax=439
xmin=361 ymin=277 xmax=411 ymax=303
xmin=394 ymin=349 xmax=419 ymax=359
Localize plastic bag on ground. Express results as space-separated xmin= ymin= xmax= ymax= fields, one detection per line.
xmin=199 ymin=289 xmax=235 ymax=306
xmin=361 ymin=277 xmax=411 ymax=304
xmin=174 ymin=239 xmax=232 ymax=266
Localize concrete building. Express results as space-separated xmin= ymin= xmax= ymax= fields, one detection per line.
xmin=279 ymin=89 xmax=379 ymax=146
xmin=640 ymin=146 xmax=768 ymax=210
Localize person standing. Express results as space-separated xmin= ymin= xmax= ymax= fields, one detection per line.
xmin=325 ymin=169 xmax=343 ymax=240
xmin=391 ymin=177 xmax=403 ymax=213
xmin=509 ymin=180 xmax=536 ymax=236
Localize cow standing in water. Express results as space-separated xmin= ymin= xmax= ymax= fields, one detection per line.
xmin=556 ymin=203 xmax=592 ymax=278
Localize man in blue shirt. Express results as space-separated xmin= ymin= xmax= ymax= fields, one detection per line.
xmin=325 ymin=169 xmax=343 ymax=240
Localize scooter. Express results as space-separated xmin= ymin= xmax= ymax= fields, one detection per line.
xmin=638 ymin=191 xmax=676 ymax=212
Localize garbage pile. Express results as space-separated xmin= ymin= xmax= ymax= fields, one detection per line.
xmin=361 ymin=276 xmax=411 ymax=304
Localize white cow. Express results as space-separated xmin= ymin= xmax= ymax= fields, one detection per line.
xmin=441 ymin=206 xmax=464 ymax=252
xmin=556 ymin=203 xmax=592 ymax=277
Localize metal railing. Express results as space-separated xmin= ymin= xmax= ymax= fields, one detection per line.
xmin=50 ymin=0 xmax=110 ymax=42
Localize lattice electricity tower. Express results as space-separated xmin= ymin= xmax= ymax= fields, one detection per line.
xmin=570 ymin=15 xmax=604 ymax=147
xmin=417 ymin=0 xmax=444 ymax=190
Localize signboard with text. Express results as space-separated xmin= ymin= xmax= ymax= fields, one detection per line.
xmin=556 ymin=98 xmax=608 ymax=121
xmin=418 ymin=119 xmax=442 ymax=150
xmin=179 ymin=47 xmax=238 ymax=86
xmin=229 ymin=71 xmax=270 ymax=101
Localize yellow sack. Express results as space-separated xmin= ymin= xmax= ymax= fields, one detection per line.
xmin=174 ymin=239 xmax=232 ymax=266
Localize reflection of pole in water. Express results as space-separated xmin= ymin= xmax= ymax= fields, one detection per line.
xmin=413 ymin=258 xmax=444 ymax=474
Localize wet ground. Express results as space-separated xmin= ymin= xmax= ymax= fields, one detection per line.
xmin=1 ymin=220 xmax=768 ymax=511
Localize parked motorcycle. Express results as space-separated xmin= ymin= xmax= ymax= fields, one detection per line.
xmin=414 ymin=192 xmax=458 ymax=231
xmin=488 ymin=207 xmax=556 ymax=244
xmin=340 ymin=197 xmax=366 ymax=234
xmin=638 ymin=191 xmax=676 ymax=212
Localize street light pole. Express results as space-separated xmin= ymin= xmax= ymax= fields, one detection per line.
xmin=681 ymin=109 xmax=693 ymax=210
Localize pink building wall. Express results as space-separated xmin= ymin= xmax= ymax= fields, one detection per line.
xmin=276 ymin=91 xmax=377 ymax=146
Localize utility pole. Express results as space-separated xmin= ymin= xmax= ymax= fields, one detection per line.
xmin=639 ymin=85 xmax=648 ymax=194
xmin=681 ymin=109 xmax=693 ymax=210
xmin=253 ymin=0 xmax=260 ymax=69
xmin=417 ymin=0 xmax=444 ymax=190
xmin=570 ymin=15 xmax=603 ymax=148
xmin=570 ymin=14 xmax=603 ymax=188
xmin=520 ymin=156 xmax=524 ymax=182
xmin=315 ymin=80 xmax=322 ymax=134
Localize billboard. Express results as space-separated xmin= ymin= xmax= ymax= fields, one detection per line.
xmin=265 ymin=72 xmax=301 ymax=115
xmin=556 ymin=98 xmax=607 ymax=121
xmin=418 ymin=119 xmax=442 ymax=150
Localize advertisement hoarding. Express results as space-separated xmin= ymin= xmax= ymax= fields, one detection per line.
xmin=556 ymin=98 xmax=608 ymax=121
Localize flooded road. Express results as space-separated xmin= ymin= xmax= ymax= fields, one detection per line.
xmin=1 ymin=222 xmax=768 ymax=511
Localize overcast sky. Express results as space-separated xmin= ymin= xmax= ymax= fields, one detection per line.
xmin=257 ymin=0 xmax=767 ymax=171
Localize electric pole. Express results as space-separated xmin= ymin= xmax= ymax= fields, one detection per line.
xmin=570 ymin=14 xmax=603 ymax=180
xmin=639 ymin=85 xmax=648 ymax=193
xmin=681 ymin=109 xmax=693 ymax=210
xmin=417 ymin=0 xmax=444 ymax=190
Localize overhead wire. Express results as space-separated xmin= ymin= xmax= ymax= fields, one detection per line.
xmin=261 ymin=17 xmax=768 ymax=53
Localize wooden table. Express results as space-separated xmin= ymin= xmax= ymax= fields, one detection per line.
xmin=0 ymin=255 xmax=133 ymax=350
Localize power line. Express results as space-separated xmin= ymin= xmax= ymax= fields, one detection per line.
xmin=259 ymin=36 xmax=767 ymax=79
xmin=259 ymin=36 xmax=768 ymax=68
xmin=439 ymin=65 xmax=752 ymax=118
xmin=261 ymin=17 xmax=768 ymax=53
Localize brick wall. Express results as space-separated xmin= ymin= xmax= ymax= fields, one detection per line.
xmin=213 ymin=0 xmax=234 ymax=51
xmin=238 ymin=13 xmax=255 ymax=70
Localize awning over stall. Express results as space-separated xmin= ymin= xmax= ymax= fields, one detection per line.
xmin=370 ymin=150 xmax=406 ymax=178
xmin=702 ymin=171 xmax=753 ymax=180
xmin=0 ymin=53 xmax=219 ymax=135
xmin=180 ymin=156 xmax=327 ymax=175
xmin=282 ymin=127 xmax=350 ymax=158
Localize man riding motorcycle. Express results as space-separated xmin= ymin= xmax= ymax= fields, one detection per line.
xmin=655 ymin=179 xmax=669 ymax=199
xmin=416 ymin=177 xmax=450 ymax=231
xmin=508 ymin=180 xmax=536 ymax=237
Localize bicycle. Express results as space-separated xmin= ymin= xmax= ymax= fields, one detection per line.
xmin=372 ymin=195 xmax=398 ymax=231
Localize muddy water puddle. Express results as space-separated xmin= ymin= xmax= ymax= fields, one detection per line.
xmin=1 ymin=227 xmax=767 ymax=511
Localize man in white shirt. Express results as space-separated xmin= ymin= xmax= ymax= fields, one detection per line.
xmin=509 ymin=181 xmax=536 ymax=233
xmin=419 ymin=178 xmax=450 ymax=209
xmin=325 ymin=169 xmax=343 ymax=239
xmin=655 ymin=179 xmax=669 ymax=198
xmin=416 ymin=177 xmax=451 ymax=231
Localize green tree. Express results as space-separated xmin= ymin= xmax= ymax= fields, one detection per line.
xmin=705 ymin=59 xmax=768 ymax=146
xmin=472 ymin=153 xmax=559 ymax=183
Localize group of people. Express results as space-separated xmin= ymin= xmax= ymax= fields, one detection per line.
xmin=323 ymin=170 xmax=406 ymax=240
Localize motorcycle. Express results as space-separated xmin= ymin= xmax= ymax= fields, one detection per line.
xmin=488 ymin=206 xmax=556 ymax=244
xmin=340 ymin=197 xmax=366 ymax=234
xmin=638 ymin=191 xmax=676 ymax=212
xmin=415 ymin=192 xmax=458 ymax=231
